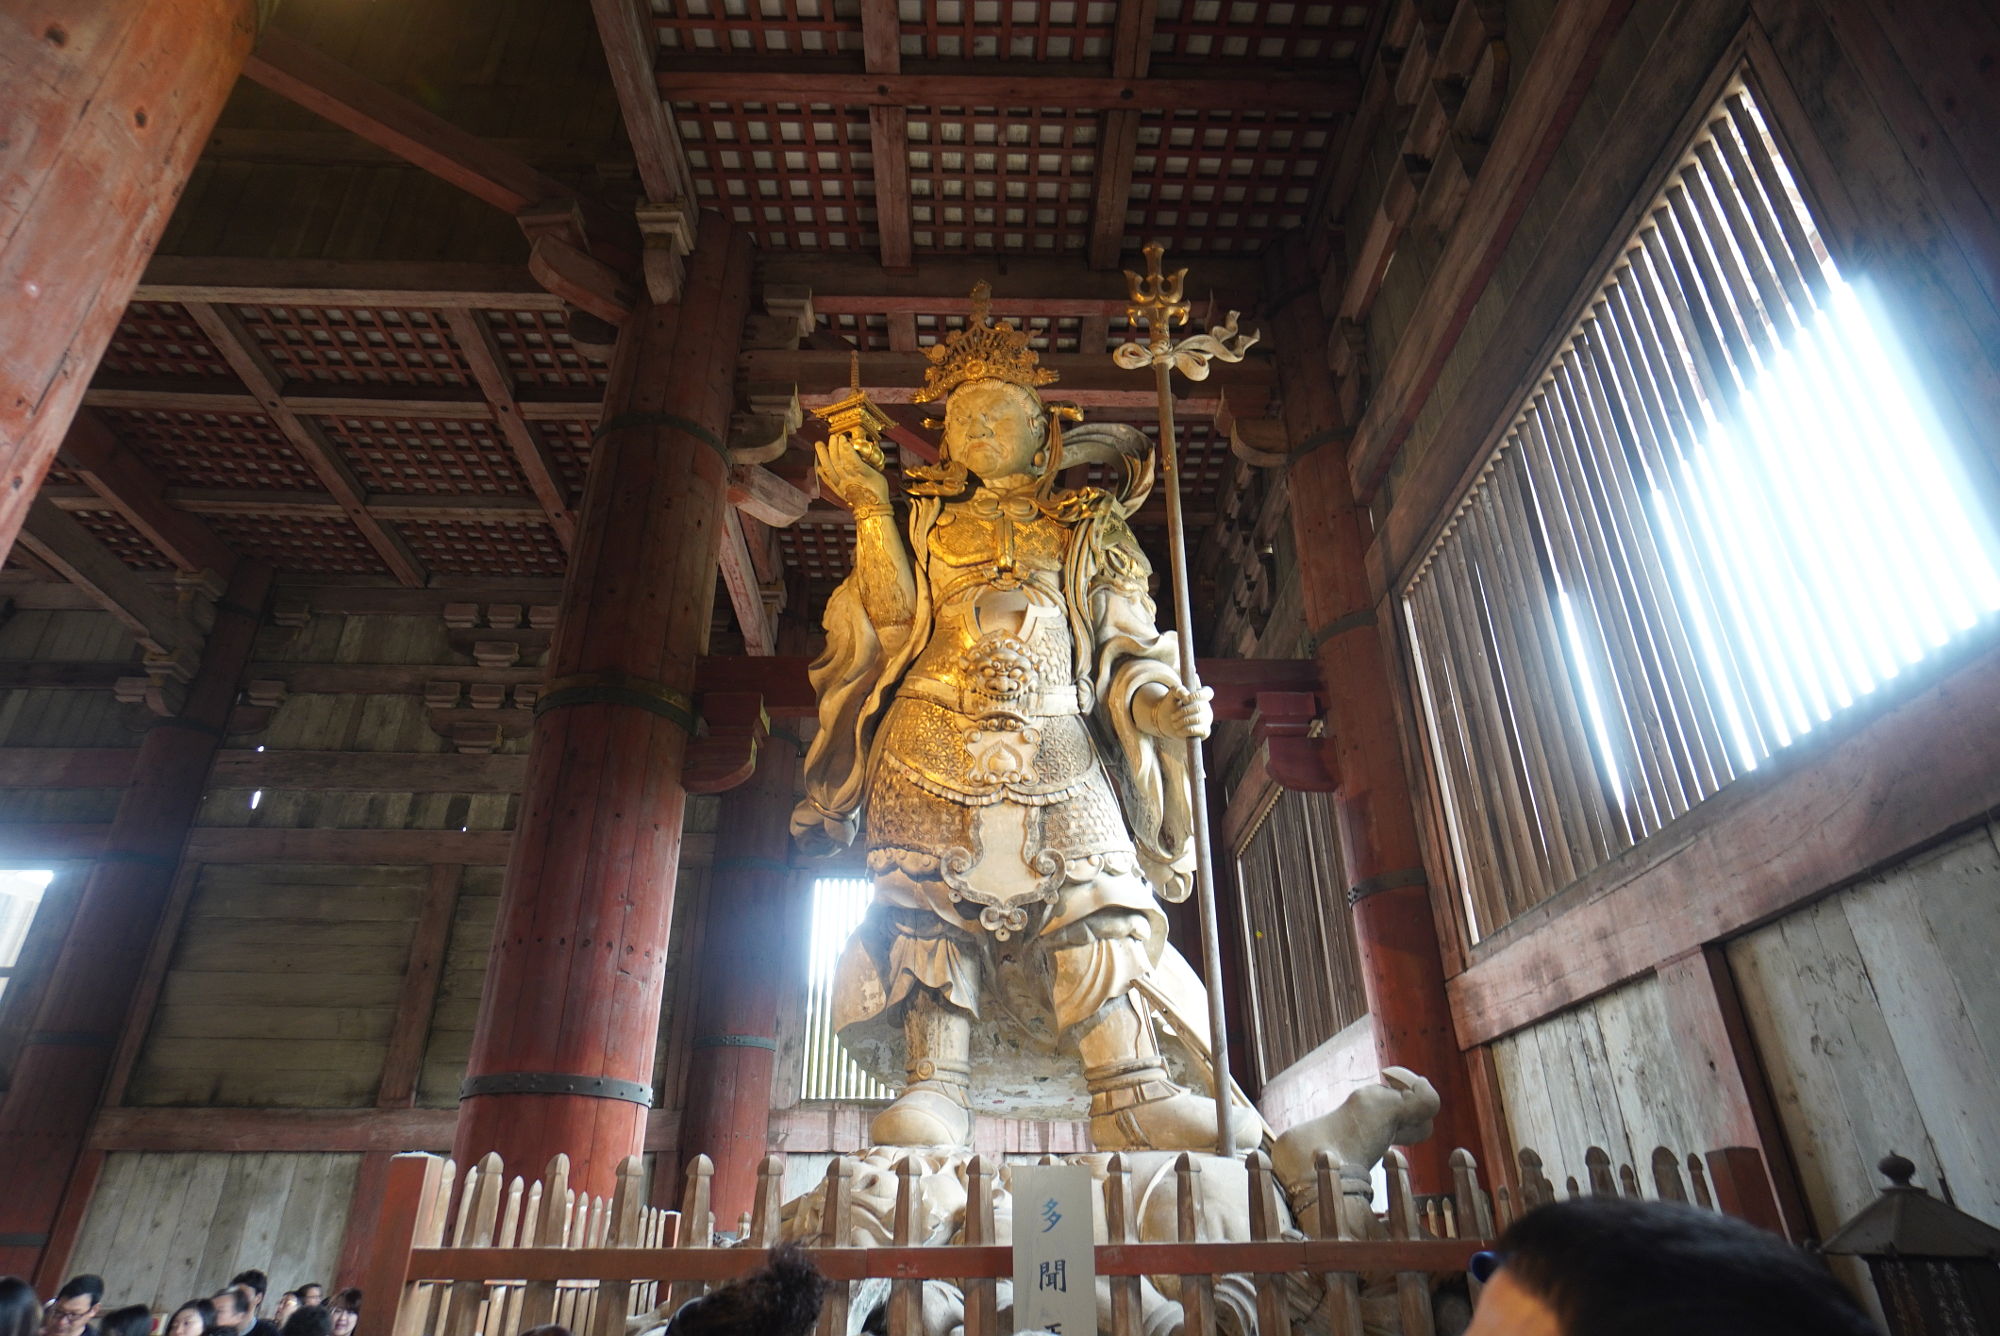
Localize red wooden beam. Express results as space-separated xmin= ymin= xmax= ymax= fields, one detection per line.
xmin=1089 ymin=1 xmax=1159 ymax=270
xmin=657 ymin=70 xmax=1356 ymax=114
xmin=376 ymin=864 xmax=464 ymax=1107
xmin=443 ymin=309 xmax=577 ymax=549
xmin=61 ymin=411 xmax=238 ymax=577
xmin=591 ymin=0 xmax=697 ymax=206
xmin=244 ymin=30 xmax=636 ymax=266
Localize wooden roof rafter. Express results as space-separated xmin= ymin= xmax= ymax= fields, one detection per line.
xmin=657 ymin=70 xmax=1357 ymax=115
xmin=863 ymin=0 xmax=914 ymax=272
xmin=442 ymin=309 xmax=578 ymax=550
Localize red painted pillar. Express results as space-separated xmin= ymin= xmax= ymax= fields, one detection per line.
xmin=676 ymin=741 xmax=802 ymax=1226
xmin=1268 ymin=238 xmax=1477 ymax=1188
xmin=0 ymin=560 xmax=270 ymax=1282
xmin=0 ymin=1 xmax=260 ymax=562
xmin=454 ymin=213 xmax=753 ymax=1199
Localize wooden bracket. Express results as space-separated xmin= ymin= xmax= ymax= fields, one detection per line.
xmin=528 ymin=233 xmax=636 ymax=325
xmin=635 ymin=200 xmax=699 ymax=305
xmin=683 ymin=690 xmax=770 ymax=794
xmin=728 ymin=389 xmax=805 ymax=466
xmin=1252 ymin=689 xmax=1338 ymax=791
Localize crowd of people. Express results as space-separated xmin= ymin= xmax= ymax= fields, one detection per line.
xmin=0 ymin=1272 xmax=361 ymax=1336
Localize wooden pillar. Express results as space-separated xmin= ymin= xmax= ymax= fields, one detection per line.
xmin=676 ymin=741 xmax=802 ymax=1226
xmin=1268 ymin=238 xmax=1477 ymax=1189
xmin=0 ymin=560 xmax=271 ymax=1282
xmin=453 ymin=212 xmax=753 ymax=1199
xmin=0 ymin=1 xmax=261 ymax=562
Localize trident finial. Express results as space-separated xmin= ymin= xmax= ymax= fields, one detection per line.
xmin=1123 ymin=244 xmax=1191 ymax=346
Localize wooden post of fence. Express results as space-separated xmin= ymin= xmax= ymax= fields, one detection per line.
xmin=816 ymin=1158 xmax=854 ymax=1336
xmin=888 ymin=1157 xmax=922 ymax=1336
xmin=1385 ymin=1149 xmax=1435 ymax=1336
xmin=364 ymin=1154 xmax=448 ymax=1336
xmin=963 ymin=1156 xmax=997 ymax=1336
xmin=1245 ymin=1151 xmax=1289 ymax=1336
xmin=1311 ymin=1151 xmax=1364 ymax=1336
xmin=1651 ymin=1147 xmax=1686 ymax=1202
xmin=1687 ymin=1155 xmax=1713 ymax=1210
xmin=518 ymin=1155 xmax=569 ymax=1330
xmin=590 ymin=1156 xmax=645 ymax=1336
xmin=1174 ymin=1154 xmax=1216 ymax=1336
xmin=665 ymin=1155 xmax=715 ymax=1317
xmin=1450 ymin=1149 xmax=1495 ymax=1240
xmin=1104 ymin=1155 xmax=1141 ymax=1336
xmin=438 ymin=1153 xmax=503 ymax=1336
xmin=1584 ymin=1147 xmax=1617 ymax=1197
xmin=1517 ymin=1149 xmax=1554 ymax=1208
xmin=1705 ymin=1147 xmax=1786 ymax=1236
xmin=749 ymin=1154 xmax=785 ymax=1248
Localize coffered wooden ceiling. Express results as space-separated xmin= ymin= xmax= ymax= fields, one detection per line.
xmin=20 ymin=0 xmax=1399 ymax=650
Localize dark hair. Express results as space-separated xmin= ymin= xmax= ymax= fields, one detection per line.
xmin=210 ymin=1289 xmax=252 ymax=1323
xmin=296 ymin=1287 xmax=322 ymax=1304
xmin=0 ymin=1278 xmax=39 ymax=1336
xmin=169 ymin=1300 xmax=214 ymax=1334
xmin=54 ymin=1279 xmax=103 ymax=1307
xmin=98 ymin=1307 xmax=150 ymax=1336
xmin=1495 ymin=1197 xmax=1879 ymax=1336
xmin=278 ymin=1311 xmax=329 ymax=1336
xmin=663 ymin=1242 xmax=825 ymax=1336
xmin=227 ymin=1275 xmax=265 ymax=1302
xmin=326 ymin=1292 xmax=359 ymax=1317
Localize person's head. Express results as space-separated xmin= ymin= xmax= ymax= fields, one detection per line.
xmin=43 ymin=1278 xmax=103 ymax=1336
xmin=270 ymin=1298 xmax=296 ymax=1330
xmin=325 ymin=1292 xmax=358 ymax=1336
xmin=277 ymin=1310 xmax=328 ymax=1336
xmin=97 ymin=1307 xmax=150 ymax=1336
xmin=661 ymin=1242 xmax=824 ymax=1336
xmin=942 ymin=379 xmax=1051 ymax=482
xmin=293 ymin=1290 xmax=320 ymax=1312
xmin=2 ymin=1278 xmax=41 ymax=1336
xmin=225 ymin=1277 xmax=265 ymax=1317
xmin=206 ymin=1290 xmax=251 ymax=1334
xmin=1467 ymin=1197 xmax=1880 ymax=1336
xmin=166 ymin=1300 xmax=213 ymax=1336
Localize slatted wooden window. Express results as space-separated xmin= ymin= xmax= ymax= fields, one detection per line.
xmin=799 ymin=876 xmax=898 ymax=1103
xmin=1404 ymin=78 xmax=2000 ymax=940
xmin=1234 ymin=788 xmax=1368 ymax=1083
xmin=0 ymin=870 xmax=55 ymax=1005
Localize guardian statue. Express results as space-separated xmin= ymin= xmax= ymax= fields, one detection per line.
xmin=792 ymin=285 xmax=1259 ymax=1153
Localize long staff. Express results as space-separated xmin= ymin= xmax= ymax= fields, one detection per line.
xmin=1115 ymin=245 xmax=1260 ymax=1158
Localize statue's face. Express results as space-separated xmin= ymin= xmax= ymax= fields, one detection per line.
xmin=944 ymin=379 xmax=1044 ymax=481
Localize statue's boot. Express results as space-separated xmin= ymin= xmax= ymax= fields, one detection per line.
xmin=869 ymin=991 xmax=973 ymax=1148
xmin=1078 ymin=995 xmax=1258 ymax=1153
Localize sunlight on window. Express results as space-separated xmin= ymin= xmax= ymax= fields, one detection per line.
xmin=0 ymin=869 xmax=56 ymax=1003
xmin=799 ymin=876 xmax=898 ymax=1102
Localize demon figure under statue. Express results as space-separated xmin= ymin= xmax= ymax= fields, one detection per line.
xmin=791 ymin=284 xmax=1261 ymax=1153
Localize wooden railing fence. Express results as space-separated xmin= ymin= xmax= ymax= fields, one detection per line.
xmin=363 ymin=1146 xmax=1495 ymax=1336
xmin=1500 ymin=1143 xmax=1790 ymax=1239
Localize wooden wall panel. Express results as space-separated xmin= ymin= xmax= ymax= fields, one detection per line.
xmin=1489 ymin=973 xmax=1717 ymax=1189
xmin=1727 ymin=821 xmax=2000 ymax=1236
xmin=67 ymin=1151 xmax=358 ymax=1312
xmin=126 ymin=864 xmax=427 ymax=1107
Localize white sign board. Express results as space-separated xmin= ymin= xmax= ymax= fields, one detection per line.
xmin=1011 ymin=1163 xmax=1098 ymax=1336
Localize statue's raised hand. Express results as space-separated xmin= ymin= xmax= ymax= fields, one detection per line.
xmin=817 ymin=430 xmax=891 ymax=513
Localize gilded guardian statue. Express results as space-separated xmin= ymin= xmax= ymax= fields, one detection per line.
xmin=792 ymin=285 xmax=1259 ymax=1153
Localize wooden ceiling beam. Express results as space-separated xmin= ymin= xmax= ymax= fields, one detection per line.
xmin=184 ymin=302 xmax=429 ymax=586
xmin=657 ymin=69 xmax=1356 ymax=114
xmin=84 ymin=380 xmax=602 ymax=422
xmin=134 ymin=257 xmax=564 ymax=311
xmin=244 ymin=30 xmax=637 ymax=270
xmin=44 ymin=485 xmax=546 ymax=525
xmin=717 ymin=510 xmax=776 ymax=656
xmin=750 ymin=347 xmax=1269 ymax=409
xmin=1089 ymin=0 xmax=1159 ymax=270
xmin=757 ymin=252 xmax=1262 ymax=311
xmin=59 ymin=410 xmax=238 ymax=577
xmin=443 ymin=309 xmax=578 ymax=549
xmin=591 ymin=0 xmax=697 ymax=206
xmin=18 ymin=499 xmax=205 ymax=667
xmin=860 ymin=0 xmax=913 ymax=272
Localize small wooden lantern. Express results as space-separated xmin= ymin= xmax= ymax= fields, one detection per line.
xmin=1822 ymin=1153 xmax=2000 ymax=1335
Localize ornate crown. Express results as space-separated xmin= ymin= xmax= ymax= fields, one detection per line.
xmin=913 ymin=281 xmax=1061 ymax=403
